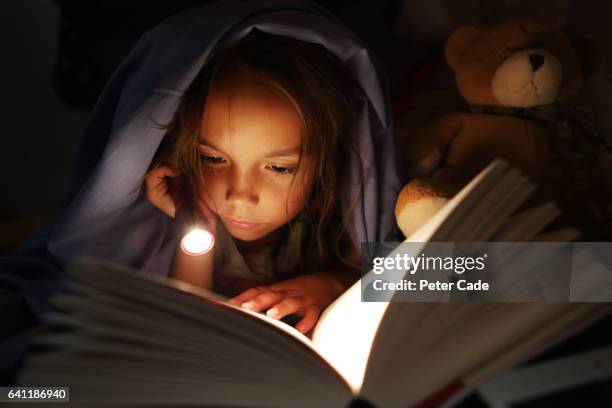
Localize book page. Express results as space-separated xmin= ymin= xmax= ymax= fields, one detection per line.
xmin=72 ymin=257 xmax=320 ymax=351
xmin=308 ymin=160 xmax=512 ymax=393
xmin=310 ymin=279 xmax=390 ymax=393
xmin=425 ymin=159 xmax=511 ymax=242
xmin=406 ymin=159 xmax=512 ymax=243
xmin=21 ymin=257 xmax=355 ymax=406
xmin=350 ymin=158 xmax=607 ymax=406
xmin=358 ymin=303 xmax=608 ymax=407
xmin=167 ymin=276 xmax=321 ymax=351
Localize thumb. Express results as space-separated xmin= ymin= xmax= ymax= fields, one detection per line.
xmin=145 ymin=166 xmax=180 ymax=218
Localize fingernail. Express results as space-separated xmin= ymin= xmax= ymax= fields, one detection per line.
xmin=266 ymin=308 xmax=279 ymax=318
xmin=241 ymin=302 xmax=255 ymax=310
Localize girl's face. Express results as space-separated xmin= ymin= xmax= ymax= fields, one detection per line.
xmin=198 ymin=77 xmax=312 ymax=243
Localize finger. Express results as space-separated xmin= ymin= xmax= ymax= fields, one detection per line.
xmin=266 ymin=297 xmax=302 ymax=320
xmin=267 ymin=281 xmax=308 ymax=294
xmin=145 ymin=171 xmax=169 ymax=194
xmin=295 ymin=305 xmax=321 ymax=334
xmin=147 ymin=167 xmax=179 ymax=195
xmin=145 ymin=167 xmax=180 ymax=217
xmin=240 ymin=290 xmax=284 ymax=312
xmin=167 ymin=177 xmax=183 ymax=208
xmin=145 ymin=186 xmax=176 ymax=217
xmin=163 ymin=170 xmax=185 ymax=211
xmin=227 ymin=286 xmax=268 ymax=306
xmin=256 ymin=284 xmax=301 ymax=298
xmin=160 ymin=195 xmax=178 ymax=218
xmin=146 ymin=186 xmax=177 ymax=218
xmin=267 ymin=281 xmax=297 ymax=292
xmin=153 ymin=166 xmax=179 ymax=179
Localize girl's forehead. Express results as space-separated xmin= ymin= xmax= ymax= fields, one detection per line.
xmin=201 ymin=80 xmax=304 ymax=149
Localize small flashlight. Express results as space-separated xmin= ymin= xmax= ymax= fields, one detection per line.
xmin=175 ymin=206 xmax=215 ymax=256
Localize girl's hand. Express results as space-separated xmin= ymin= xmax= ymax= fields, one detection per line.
xmin=145 ymin=166 xmax=217 ymax=231
xmin=227 ymin=271 xmax=357 ymax=334
xmin=145 ymin=166 xmax=181 ymax=218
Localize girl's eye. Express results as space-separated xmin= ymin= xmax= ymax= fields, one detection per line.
xmin=200 ymin=155 xmax=226 ymax=165
xmin=268 ymin=165 xmax=296 ymax=175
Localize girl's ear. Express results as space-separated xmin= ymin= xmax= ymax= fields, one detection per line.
xmin=445 ymin=26 xmax=480 ymax=71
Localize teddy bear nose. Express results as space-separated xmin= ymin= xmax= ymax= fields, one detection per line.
xmin=528 ymin=54 xmax=545 ymax=71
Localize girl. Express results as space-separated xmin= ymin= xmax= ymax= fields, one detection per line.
xmin=144 ymin=32 xmax=367 ymax=334
xmin=0 ymin=0 xmax=401 ymax=377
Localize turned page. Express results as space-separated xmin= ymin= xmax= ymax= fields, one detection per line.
xmin=308 ymin=160 xmax=521 ymax=392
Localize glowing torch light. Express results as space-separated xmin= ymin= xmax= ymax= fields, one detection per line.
xmin=181 ymin=228 xmax=215 ymax=255
xmin=176 ymin=206 xmax=215 ymax=256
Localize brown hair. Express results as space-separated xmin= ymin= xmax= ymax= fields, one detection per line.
xmin=147 ymin=30 xmax=364 ymax=274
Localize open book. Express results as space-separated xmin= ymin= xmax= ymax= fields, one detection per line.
xmin=16 ymin=160 xmax=612 ymax=407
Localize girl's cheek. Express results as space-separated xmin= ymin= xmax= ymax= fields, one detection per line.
xmin=200 ymin=168 xmax=224 ymax=189
xmin=198 ymin=170 xmax=223 ymax=208
xmin=285 ymin=180 xmax=310 ymax=214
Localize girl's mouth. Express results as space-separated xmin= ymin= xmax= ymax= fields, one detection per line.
xmin=225 ymin=217 xmax=261 ymax=230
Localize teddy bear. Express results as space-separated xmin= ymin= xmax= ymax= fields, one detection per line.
xmin=394 ymin=19 xmax=612 ymax=240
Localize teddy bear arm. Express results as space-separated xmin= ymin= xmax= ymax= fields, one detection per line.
xmin=402 ymin=113 xmax=464 ymax=178
xmin=431 ymin=165 xmax=475 ymax=195
xmin=395 ymin=176 xmax=451 ymax=239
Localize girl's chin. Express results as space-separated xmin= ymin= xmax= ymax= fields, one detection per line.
xmin=228 ymin=229 xmax=263 ymax=241
xmin=228 ymin=225 xmax=283 ymax=252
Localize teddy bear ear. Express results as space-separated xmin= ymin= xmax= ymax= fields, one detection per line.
xmin=445 ymin=26 xmax=480 ymax=71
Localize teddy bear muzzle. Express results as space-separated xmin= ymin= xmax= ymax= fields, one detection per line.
xmin=492 ymin=48 xmax=562 ymax=108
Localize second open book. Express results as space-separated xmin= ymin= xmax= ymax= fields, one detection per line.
xmin=18 ymin=159 xmax=612 ymax=407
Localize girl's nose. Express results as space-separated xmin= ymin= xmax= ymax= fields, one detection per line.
xmin=225 ymin=171 xmax=259 ymax=207
xmin=226 ymin=188 xmax=258 ymax=207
